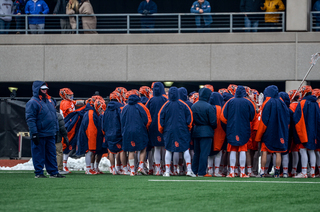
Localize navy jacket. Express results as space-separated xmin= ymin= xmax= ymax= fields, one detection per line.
xmin=178 ymin=87 xmax=193 ymax=108
xmin=102 ymin=100 xmax=123 ymax=152
xmin=221 ymin=86 xmax=256 ymax=146
xmin=137 ymin=0 xmax=157 ymax=25
xmin=190 ymin=0 xmax=213 ymax=26
xmin=191 ymin=88 xmax=217 ymax=138
xmin=146 ymin=82 xmax=168 ymax=147
xmin=25 ymin=81 xmax=58 ymax=138
xmin=159 ymin=87 xmax=193 ymax=152
xmin=256 ymin=86 xmax=290 ymax=152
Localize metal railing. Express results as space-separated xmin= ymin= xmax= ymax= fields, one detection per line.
xmin=310 ymin=11 xmax=320 ymax=31
xmin=0 ymin=12 xmax=285 ymax=34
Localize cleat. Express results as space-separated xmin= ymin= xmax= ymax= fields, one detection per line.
xmin=256 ymin=173 xmax=265 ymax=178
xmin=138 ymin=167 xmax=147 ymax=175
xmin=63 ymin=166 xmax=71 ymax=174
xmin=148 ymin=170 xmax=154 ymax=175
xmin=49 ymin=173 xmax=66 ymax=178
xmin=240 ymin=173 xmax=249 ymax=178
xmin=248 ymin=173 xmax=256 ymax=177
xmin=226 ymin=173 xmax=235 ymax=178
xmin=283 ymin=173 xmax=288 ymax=178
xmin=186 ymin=171 xmax=197 ymax=177
xmin=123 ymin=170 xmax=131 ymax=175
xmin=293 ymin=173 xmax=308 ymax=178
xmin=264 ymin=173 xmax=272 ymax=177
xmin=95 ymin=168 xmax=104 ymax=174
xmin=163 ymin=172 xmax=170 ymax=177
xmin=204 ymin=173 xmax=212 ymax=177
xmin=155 ymin=170 xmax=161 ymax=176
xmin=274 ymin=169 xmax=280 ymax=178
xmin=214 ymin=172 xmax=224 ymax=177
xmin=130 ymin=172 xmax=135 ymax=176
xmin=173 ymin=171 xmax=178 ymax=176
xmin=308 ymin=173 xmax=315 ymax=178
xmin=85 ymin=169 xmax=98 ymax=175
xmin=179 ymin=171 xmax=186 ymax=176
xmin=35 ymin=174 xmax=47 ymax=178
xmin=288 ymin=173 xmax=293 ymax=177
xmin=58 ymin=170 xmax=69 ymax=175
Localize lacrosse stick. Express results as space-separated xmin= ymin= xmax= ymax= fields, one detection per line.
xmin=290 ymin=52 xmax=320 ymax=102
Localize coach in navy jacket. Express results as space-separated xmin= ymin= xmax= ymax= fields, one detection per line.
xmin=191 ymin=87 xmax=217 ymax=176
xmin=25 ymin=80 xmax=60 ymax=178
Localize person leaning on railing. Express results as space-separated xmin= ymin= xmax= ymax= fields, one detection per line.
xmin=24 ymin=0 xmax=49 ymax=34
xmin=137 ymin=0 xmax=157 ymax=33
xmin=79 ymin=0 xmax=97 ymax=34
xmin=66 ymin=0 xmax=79 ymax=33
xmin=0 ymin=0 xmax=13 ymax=34
xmin=240 ymin=0 xmax=263 ymax=33
xmin=13 ymin=0 xmax=27 ymax=34
xmin=190 ymin=0 xmax=213 ymax=33
xmin=260 ymin=0 xmax=285 ymax=32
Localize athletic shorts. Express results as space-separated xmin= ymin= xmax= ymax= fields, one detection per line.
xmin=227 ymin=143 xmax=247 ymax=152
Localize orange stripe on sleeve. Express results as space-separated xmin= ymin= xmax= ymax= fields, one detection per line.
xmin=158 ymin=101 xmax=169 ymax=134
xmin=179 ymin=100 xmax=193 ymax=131
xmin=295 ymin=100 xmax=308 ymax=144
xmin=138 ymin=102 xmax=152 ymax=130
xmin=86 ymin=110 xmax=97 ymax=151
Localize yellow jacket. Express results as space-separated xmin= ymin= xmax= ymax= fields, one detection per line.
xmin=261 ymin=0 xmax=285 ymax=23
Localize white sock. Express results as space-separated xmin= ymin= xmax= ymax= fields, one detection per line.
xmin=300 ymin=148 xmax=308 ymax=174
xmin=214 ymin=151 xmax=222 ymax=174
xmin=63 ymin=154 xmax=69 ymax=167
xmin=183 ymin=150 xmax=192 ymax=172
xmin=292 ymin=151 xmax=299 ymax=173
xmin=239 ymin=151 xmax=246 ymax=174
xmin=207 ymin=155 xmax=214 ymax=174
xmin=230 ymin=151 xmax=236 ymax=174
xmin=154 ymin=146 xmax=161 ymax=165
xmin=165 ymin=150 xmax=172 ymax=173
xmin=282 ymin=154 xmax=289 ymax=174
xmin=129 ymin=159 xmax=135 ymax=173
xmin=85 ymin=152 xmax=92 ymax=171
xmin=308 ymin=150 xmax=316 ymax=175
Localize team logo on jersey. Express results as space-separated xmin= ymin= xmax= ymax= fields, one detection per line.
xmin=236 ymin=135 xmax=239 ymax=141
xmin=157 ymin=136 xmax=161 ymax=142
xmin=131 ymin=141 xmax=135 ymax=147
xmin=116 ymin=144 xmax=121 ymax=149
xmin=175 ymin=141 xmax=179 ymax=147
xmin=280 ymin=138 xmax=284 ymax=144
xmin=69 ymin=145 xmax=72 ymax=150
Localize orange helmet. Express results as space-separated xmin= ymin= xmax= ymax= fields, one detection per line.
xmin=92 ymin=95 xmax=104 ymax=103
xmin=227 ymin=84 xmax=238 ymax=95
xmin=243 ymin=86 xmax=252 ymax=96
xmin=299 ymin=85 xmax=312 ymax=99
xmin=218 ymin=88 xmax=228 ymax=95
xmin=115 ymin=87 xmax=127 ymax=101
xmin=85 ymin=98 xmax=93 ymax=105
xmin=124 ymin=91 xmax=134 ymax=100
xmin=190 ymin=92 xmax=199 ymax=104
xmin=204 ymin=84 xmax=214 ymax=92
xmin=94 ymin=99 xmax=106 ymax=115
xmin=59 ymin=88 xmax=74 ymax=100
xmin=139 ymin=86 xmax=151 ymax=98
xmin=312 ymin=88 xmax=320 ymax=98
xmin=109 ymin=91 xmax=122 ymax=102
xmin=130 ymin=89 xmax=140 ymax=96
xmin=288 ymin=90 xmax=299 ymax=101
xmin=251 ymin=89 xmax=259 ymax=103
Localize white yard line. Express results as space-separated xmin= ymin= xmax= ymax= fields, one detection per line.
xmin=149 ymin=179 xmax=320 ymax=184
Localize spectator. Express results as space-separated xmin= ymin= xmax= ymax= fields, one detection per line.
xmin=240 ymin=0 xmax=263 ymax=32
xmin=66 ymin=0 xmax=79 ymax=33
xmin=13 ymin=0 xmax=27 ymax=34
xmin=190 ymin=0 xmax=212 ymax=33
xmin=25 ymin=0 xmax=49 ymax=34
xmin=0 ymin=0 xmax=13 ymax=34
xmin=137 ymin=0 xmax=157 ymax=33
xmin=25 ymin=81 xmax=65 ymax=178
xmin=79 ymin=0 xmax=97 ymax=34
xmin=56 ymin=110 xmax=70 ymax=175
xmin=313 ymin=0 xmax=320 ymax=31
xmin=260 ymin=0 xmax=285 ymax=32
xmin=53 ymin=0 xmax=71 ymax=34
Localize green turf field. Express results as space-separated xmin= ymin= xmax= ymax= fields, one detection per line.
xmin=0 ymin=171 xmax=319 ymax=212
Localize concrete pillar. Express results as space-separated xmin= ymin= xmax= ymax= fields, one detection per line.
xmin=286 ymin=0 xmax=312 ymax=31
xmin=285 ymin=80 xmax=307 ymax=92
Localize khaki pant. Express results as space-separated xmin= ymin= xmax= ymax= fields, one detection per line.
xmin=56 ymin=142 xmax=63 ymax=171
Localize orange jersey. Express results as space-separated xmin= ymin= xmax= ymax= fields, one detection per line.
xmin=60 ymin=99 xmax=76 ymax=118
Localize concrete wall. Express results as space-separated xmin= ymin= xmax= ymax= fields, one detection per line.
xmin=1 ymin=32 xmax=320 ymax=83
xmin=286 ymin=0 xmax=311 ymax=31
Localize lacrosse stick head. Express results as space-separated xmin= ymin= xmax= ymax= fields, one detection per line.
xmin=299 ymin=85 xmax=313 ymax=99
xmin=288 ymin=90 xmax=299 ymax=102
xmin=258 ymin=93 xmax=264 ymax=106
xmin=311 ymin=52 xmax=320 ymax=65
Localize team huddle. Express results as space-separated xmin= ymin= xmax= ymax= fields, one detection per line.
xmin=58 ymin=82 xmax=320 ymax=178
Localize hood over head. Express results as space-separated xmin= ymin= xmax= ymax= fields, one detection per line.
xmin=279 ymin=92 xmax=290 ymax=108
xmin=153 ymin=82 xmax=165 ymax=97
xmin=128 ymin=94 xmax=140 ymax=105
xmin=223 ymin=92 xmax=234 ymax=102
xmin=199 ymin=87 xmax=212 ymax=102
xmin=32 ymin=80 xmax=47 ymax=97
xmin=264 ymin=85 xmax=279 ymax=99
xmin=235 ymin=86 xmax=247 ymax=98
xmin=209 ymin=92 xmax=223 ymax=106
xmin=178 ymin=87 xmax=188 ymax=101
xmin=107 ymin=101 xmax=118 ymax=110
xmin=169 ymin=87 xmax=179 ymax=101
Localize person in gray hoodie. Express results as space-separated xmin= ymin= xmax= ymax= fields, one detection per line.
xmin=0 ymin=0 xmax=13 ymax=34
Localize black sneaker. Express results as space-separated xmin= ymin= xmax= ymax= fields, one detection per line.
xmin=35 ymin=174 xmax=47 ymax=178
xmin=50 ymin=173 xmax=66 ymax=178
